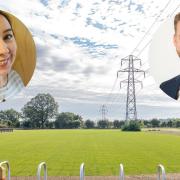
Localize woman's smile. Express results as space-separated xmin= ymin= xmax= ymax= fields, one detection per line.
xmin=0 ymin=55 xmax=11 ymax=65
xmin=0 ymin=15 xmax=17 ymax=84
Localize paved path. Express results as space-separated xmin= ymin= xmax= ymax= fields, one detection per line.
xmin=10 ymin=174 xmax=180 ymax=180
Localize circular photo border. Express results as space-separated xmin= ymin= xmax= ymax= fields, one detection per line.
xmin=1 ymin=10 xmax=36 ymax=86
xmin=149 ymin=14 xmax=180 ymax=101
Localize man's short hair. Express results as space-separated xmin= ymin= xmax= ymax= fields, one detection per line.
xmin=174 ymin=12 xmax=180 ymax=33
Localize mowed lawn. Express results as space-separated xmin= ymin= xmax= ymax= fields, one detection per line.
xmin=0 ymin=130 xmax=180 ymax=176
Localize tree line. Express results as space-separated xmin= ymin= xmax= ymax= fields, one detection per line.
xmin=0 ymin=93 xmax=180 ymax=129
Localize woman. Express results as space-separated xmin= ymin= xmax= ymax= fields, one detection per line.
xmin=0 ymin=11 xmax=36 ymax=102
xmin=0 ymin=12 xmax=24 ymax=102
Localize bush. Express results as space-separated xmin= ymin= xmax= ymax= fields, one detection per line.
xmin=121 ymin=120 xmax=141 ymax=131
xmin=0 ymin=124 xmax=7 ymax=128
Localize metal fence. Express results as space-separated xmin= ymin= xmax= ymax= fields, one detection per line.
xmin=0 ymin=161 xmax=169 ymax=180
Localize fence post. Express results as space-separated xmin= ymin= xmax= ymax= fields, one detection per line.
xmin=0 ymin=161 xmax=10 ymax=180
xmin=119 ymin=164 xmax=124 ymax=180
xmin=157 ymin=164 xmax=166 ymax=180
xmin=37 ymin=162 xmax=47 ymax=180
xmin=80 ymin=163 xmax=85 ymax=180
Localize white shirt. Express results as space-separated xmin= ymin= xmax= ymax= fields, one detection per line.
xmin=0 ymin=70 xmax=24 ymax=102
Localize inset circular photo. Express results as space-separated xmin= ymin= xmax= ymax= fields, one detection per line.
xmin=0 ymin=10 xmax=36 ymax=102
xmin=149 ymin=12 xmax=180 ymax=101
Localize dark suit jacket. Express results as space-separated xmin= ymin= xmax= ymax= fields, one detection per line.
xmin=160 ymin=75 xmax=180 ymax=100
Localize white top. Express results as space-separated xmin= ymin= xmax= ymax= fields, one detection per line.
xmin=0 ymin=70 xmax=24 ymax=102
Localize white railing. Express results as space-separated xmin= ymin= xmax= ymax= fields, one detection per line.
xmin=0 ymin=161 xmax=10 ymax=180
xmin=37 ymin=162 xmax=47 ymax=180
xmin=80 ymin=163 xmax=85 ymax=180
xmin=157 ymin=164 xmax=166 ymax=180
xmin=0 ymin=160 xmax=171 ymax=180
xmin=119 ymin=164 xmax=124 ymax=180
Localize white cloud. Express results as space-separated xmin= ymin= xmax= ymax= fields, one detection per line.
xmin=0 ymin=0 xmax=180 ymax=120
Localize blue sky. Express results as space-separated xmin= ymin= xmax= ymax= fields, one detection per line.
xmin=0 ymin=0 xmax=180 ymax=120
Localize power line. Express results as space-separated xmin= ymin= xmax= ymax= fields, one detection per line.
xmin=134 ymin=2 xmax=180 ymax=57
xmin=105 ymin=77 xmax=118 ymax=104
xmin=137 ymin=40 xmax=152 ymax=57
xmin=169 ymin=2 xmax=180 ymax=17
xmin=107 ymin=83 xmax=127 ymax=107
xmin=131 ymin=0 xmax=173 ymax=55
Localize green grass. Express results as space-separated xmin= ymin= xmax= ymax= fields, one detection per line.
xmin=0 ymin=129 xmax=180 ymax=176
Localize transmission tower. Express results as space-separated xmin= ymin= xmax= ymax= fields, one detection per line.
xmin=117 ymin=55 xmax=145 ymax=121
xmin=100 ymin=105 xmax=108 ymax=121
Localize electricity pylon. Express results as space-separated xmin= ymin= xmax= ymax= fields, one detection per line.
xmin=117 ymin=55 xmax=145 ymax=121
xmin=100 ymin=104 xmax=108 ymax=121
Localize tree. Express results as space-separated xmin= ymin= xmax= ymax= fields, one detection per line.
xmin=113 ymin=120 xmax=124 ymax=128
xmin=167 ymin=120 xmax=173 ymax=127
xmin=143 ymin=120 xmax=151 ymax=128
xmin=0 ymin=109 xmax=21 ymax=127
xmin=160 ymin=121 xmax=167 ymax=127
xmin=22 ymin=93 xmax=58 ymax=128
xmin=150 ymin=119 xmax=160 ymax=128
xmin=55 ymin=112 xmax=82 ymax=129
xmin=175 ymin=120 xmax=180 ymax=127
xmin=85 ymin=120 xmax=95 ymax=129
xmin=45 ymin=121 xmax=55 ymax=129
xmin=22 ymin=120 xmax=32 ymax=128
xmin=69 ymin=121 xmax=81 ymax=128
xmin=97 ymin=120 xmax=109 ymax=129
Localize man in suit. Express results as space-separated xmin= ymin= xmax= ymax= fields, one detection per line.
xmin=160 ymin=12 xmax=180 ymax=100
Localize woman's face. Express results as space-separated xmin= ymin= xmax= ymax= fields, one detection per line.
xmin=0 ymin=14 xmax=17 ymax=76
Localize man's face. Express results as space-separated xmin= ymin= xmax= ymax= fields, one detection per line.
xmin=174 ymin=21 xmax=180 ymax=57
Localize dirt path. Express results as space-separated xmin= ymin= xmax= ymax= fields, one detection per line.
xmin=144 ymin=128 xmax=180 ymax=136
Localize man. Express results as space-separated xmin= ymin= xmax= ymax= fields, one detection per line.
xmin=173 ymin=12 xmax=180 ymax=57
xmin=160 ymin=12 xmax=180 ymax=100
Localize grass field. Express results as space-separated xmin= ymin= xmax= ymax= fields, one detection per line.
xmin=1 ymin=129 xmax=180 ymax=176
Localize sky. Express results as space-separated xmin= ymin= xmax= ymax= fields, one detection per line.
xmin=0 ymin=0 xmax=180 ymax=120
